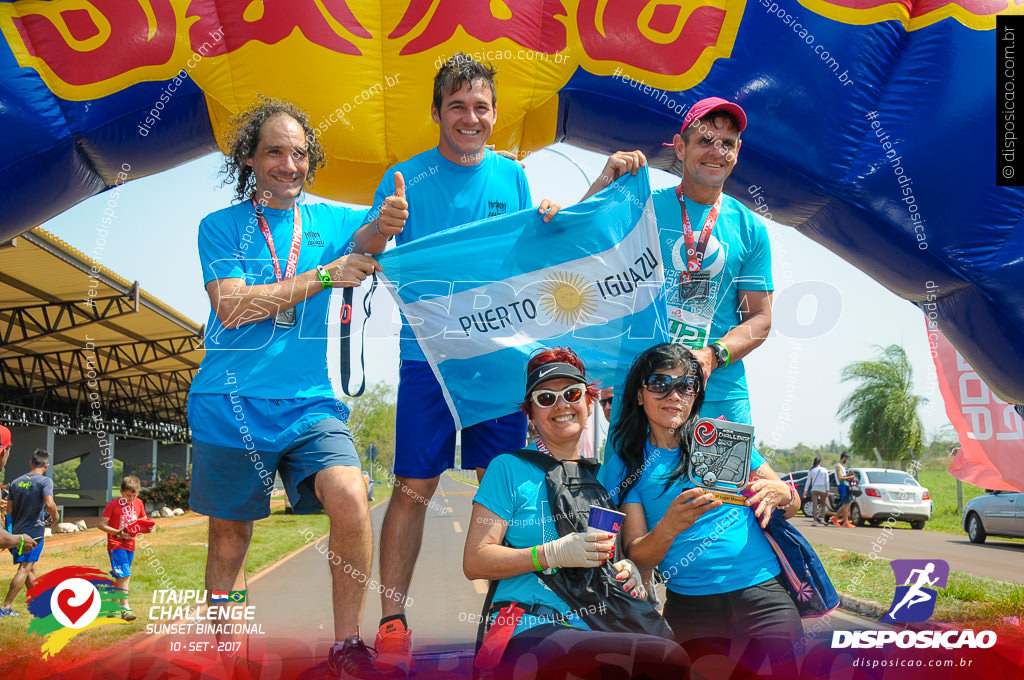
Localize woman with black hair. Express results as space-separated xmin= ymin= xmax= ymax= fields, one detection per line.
xmin=598 ymin=342 xmax=802 ymax=675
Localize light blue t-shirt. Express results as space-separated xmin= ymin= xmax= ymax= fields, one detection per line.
xmin=189 ymin=201 xmax=366 ymax=400
xmin=368 ymin=148 xmax=532 ymax=362
xmin=473 ymin=452 xmax=591 ymax=636
xmin=653 ymin=188 xmax=773 ymax=403
xmin=598 ymin=442 xmax=779 ymax=596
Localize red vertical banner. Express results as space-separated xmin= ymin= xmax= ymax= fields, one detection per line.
xmin=929 ymin=320 xmax=1024 ymax=491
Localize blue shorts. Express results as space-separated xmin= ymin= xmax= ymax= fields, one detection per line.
xmin=189 ymin=398 xmax=360 ymax=521
xmin=395 ymin=361 xmax=527 ymax=479
xmin=109 ymin=548 xmax=134 ymax=578
xmin=839 ymin=484 xmax=849 ymax=504
xmin=700 ymin=397 xmax=752 ymax=425
xmin=10 ymin=537 xmax=43 ymax=564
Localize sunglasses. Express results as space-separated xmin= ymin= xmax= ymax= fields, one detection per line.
xmin=644 ymin=374 xmax=697 ymax=397
xmin=600 ymin=397 xmax=613 ymax=407
xmin=531 ymin=383 xmax=586 ymax=408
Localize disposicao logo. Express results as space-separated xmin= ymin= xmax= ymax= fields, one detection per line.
xmin=26 ymin=566 xmax=127 ymax=658
xmin=832 ymin=559 xmax=997 ymax=650
xmin=882 ymin=559 xmax=949 ymax=623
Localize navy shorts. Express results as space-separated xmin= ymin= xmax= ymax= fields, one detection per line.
xmin=190 ymin=411 xmax=359 ymax=521
xmin=109 ymin=548 xmax=134 ymax=578
xmin=395 ymin=361 xmax=527 ymax=479
xmin=839 ymin=484 xmax=850 ymax=504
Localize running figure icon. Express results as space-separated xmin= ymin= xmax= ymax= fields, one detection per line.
xmin=882 ymin=559 xmax=949 ymax=623
xmin=888 ymin=562 xmax=939 ymax=617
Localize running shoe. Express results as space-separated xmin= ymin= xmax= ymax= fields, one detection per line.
xmin=0 ymin=607 xmax=19 ymax=617
xmin=374 ymin=618 xmax=414 ymax=676
xmin=831 ymin=516 xmax=841 ymax=527
xmin=843 ymin=521 xmax=856 ymax=528
xmin=121 ymin=607 xmax=137 ymax=621
xmin=328 ymin=637 xmax=388 ymax=679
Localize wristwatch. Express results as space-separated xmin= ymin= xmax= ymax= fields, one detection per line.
xmin=709 ymin=341 xmax=731 ymax=368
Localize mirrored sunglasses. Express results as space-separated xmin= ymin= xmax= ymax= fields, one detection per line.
xmin=531 ymin=383 xmax=586 ymax=408
xmin=644 ymin=374 xmax=697 ymax=397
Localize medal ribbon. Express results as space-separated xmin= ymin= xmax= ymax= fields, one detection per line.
xmin=251 ymin=199 xmax=302 ymax=281
xmin=674 ymin=184 xmax=721 ymax=273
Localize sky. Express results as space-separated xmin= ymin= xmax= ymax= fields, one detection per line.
xmin=40 ymin=143 xmax=954 ymax=450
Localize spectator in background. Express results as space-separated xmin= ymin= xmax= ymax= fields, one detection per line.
xmin=98 ymin=475 xmax=146 ymax=621
xmin=1 ymin=448 xmax=58 ymax=617
xmin=832 ymin=452 xmax=856 ymax=528
xmin=804 ymin=456 xmax=830 ymax=525
xmin=0 ymin=426 xmax=39 ymax=554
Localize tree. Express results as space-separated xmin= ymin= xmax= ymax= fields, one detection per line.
xmin=344 ymin=381 xmax=397 ymax=480
xmin=837 ymin=344 xmax=927 ymax=466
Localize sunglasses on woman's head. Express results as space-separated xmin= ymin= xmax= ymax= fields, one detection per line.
xmin=531 ymin=383 xmax=586 ymax=408
xmin=644 ymin=374 xmax=697 ymax=397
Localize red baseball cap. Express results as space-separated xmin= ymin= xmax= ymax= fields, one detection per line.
xmin=0 ymin=425 xmax=11 ymax=450
xmin=679 ymin=96 xmax=747 ymax=135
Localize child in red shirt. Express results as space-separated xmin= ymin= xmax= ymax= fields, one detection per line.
xmin=99 ymin=475 xmax=144 ymax=620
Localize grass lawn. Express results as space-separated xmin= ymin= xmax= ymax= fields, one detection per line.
xmin=0 ymin=507 xmax=330 ymax=660
xmin=814 ymin=541 xmax=1024 ymax=627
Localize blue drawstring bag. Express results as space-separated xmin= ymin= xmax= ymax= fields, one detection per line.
xmin=762 ymin=510 xmax=840 ymax=618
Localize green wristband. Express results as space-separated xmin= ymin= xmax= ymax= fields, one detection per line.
xmin=711 ymin=341 xmax=731 ymax=367
xmin=315 ymin=265 xmax=332 ymax=290
xmin=531 ymin=545 xmax=543 ymax=572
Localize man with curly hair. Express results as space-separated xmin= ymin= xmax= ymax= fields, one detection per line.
xmin=368 ymin=54 xmax=560 ymax=677
xmin=187 ymin=96 xmax=407 ymax=678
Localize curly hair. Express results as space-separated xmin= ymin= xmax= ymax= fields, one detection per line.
xmin=607 ymin=343 xmax=706 ymax=496
xmin=221 ymin=95 xmax=327 ymax=203
xmin=433 ymin=52 xmax=498 ymax=112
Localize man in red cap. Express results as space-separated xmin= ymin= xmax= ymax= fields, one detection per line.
xmin=583 ymin=96 xmax=772 ymax=426
xmin=0 ymin=425 xmax=39 ymax=554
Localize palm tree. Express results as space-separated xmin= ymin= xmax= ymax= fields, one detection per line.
xmin=837 ymin=344 xmax=926 ymax=466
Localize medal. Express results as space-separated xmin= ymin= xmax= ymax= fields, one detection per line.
xmin=252 ymin=199 xmax=303 ymax=328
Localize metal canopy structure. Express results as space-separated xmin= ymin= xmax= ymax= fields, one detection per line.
xmin=0 ymin=228 xmax=203 ymax=442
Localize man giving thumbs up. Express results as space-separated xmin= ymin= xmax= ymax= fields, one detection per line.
xmin=365 ymin=53 xmax=561 ymax=677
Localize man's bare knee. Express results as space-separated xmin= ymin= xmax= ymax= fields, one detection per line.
xmin=315 ymin=467 xmax=368 ymax=518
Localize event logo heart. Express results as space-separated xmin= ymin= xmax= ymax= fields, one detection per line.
xmin=694 ymin=422 xmax=717 ymax=446
xmin=50 ymin=578 xmax=101 ymax=629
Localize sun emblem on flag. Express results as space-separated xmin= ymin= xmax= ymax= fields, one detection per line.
xmin=538 ymin=272 xmax=598 ymax=326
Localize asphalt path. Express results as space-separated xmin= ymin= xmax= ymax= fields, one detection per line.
xmin=121 ymin=473 xmax=897 ymax=678
xmin=792 ymin=515 xmax=1024 ymax=585
xmin=242 ymin=474 xmax=892 ymax=660
xmin=244 ymin=472 xmax=486 ymax=660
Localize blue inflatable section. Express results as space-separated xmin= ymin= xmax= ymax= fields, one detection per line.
xmin=0 ymin=0 xmax=1021 ymax=404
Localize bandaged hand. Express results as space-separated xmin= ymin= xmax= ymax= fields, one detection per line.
xmin=543 ymin=531 xmax=614 ymax=569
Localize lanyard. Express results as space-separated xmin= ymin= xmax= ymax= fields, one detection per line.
xmin=251 ymin=199 xmax=302 ymax=281
xmin=674 ymin=184 xmax=721 ymax=273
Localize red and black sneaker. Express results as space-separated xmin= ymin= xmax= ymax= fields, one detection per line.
xmin=328 ymin=637 xmax=388 ymax=680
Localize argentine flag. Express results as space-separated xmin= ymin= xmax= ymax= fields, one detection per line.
xmin=378 ymin=167 xmax=668 ymax=428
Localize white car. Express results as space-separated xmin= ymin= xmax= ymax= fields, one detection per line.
xmin=846 ymin=468 xmax=931 ymax=530
xmin=963 ymin=490 xmax=1024 ymax=543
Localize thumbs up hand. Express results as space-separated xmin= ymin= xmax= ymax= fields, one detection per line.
xmin=376 ymin=171 xmax=408 ymax=239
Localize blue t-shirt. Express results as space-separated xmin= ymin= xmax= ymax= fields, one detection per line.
xmin=473 ymin=452 xmax=591 ymax=636
xmin=598 ymin=442 xmax=779 ymax=596
xmin=368 ymin=148 xmax=532 ymax=362
xmin=653 ymin=188 xmax=773 ymax=403
xmin=189 ymin=201 xmax=366 ymax=401
xmin=8 ymin=473 xmax=53 ymax=539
